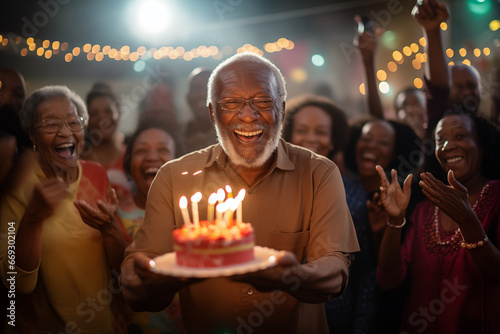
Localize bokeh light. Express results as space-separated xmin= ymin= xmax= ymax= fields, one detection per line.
xmin=414 ymin=78 xmax=423 ymax=89
xmin=290 ymin=68 xmax=308 ymax=82
xmin=490 ymin=20 xmax=500 ymax=31
xmin=379 ymin=81 xmax=390 ymax=94
xmin=137 ymin=0 xmax=170 ymax=35
xmin=377 ymin=70 xmax=387 ymax=81
xmin=311 ymin=54 xmax=325 ymax=67
xmin=392 ymin=51 xmax=403 ymax=62
xmin=359 ymin=83 xmax=366 ymax=95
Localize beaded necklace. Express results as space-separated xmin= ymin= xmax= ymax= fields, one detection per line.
xmin=433 ymin=181 xmax=491 ymax=246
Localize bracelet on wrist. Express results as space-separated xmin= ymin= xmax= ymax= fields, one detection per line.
xmin=460 ymin=235 xmax=488 ymax=250
xmin=386 ymin=217 xmax=406 ymax=229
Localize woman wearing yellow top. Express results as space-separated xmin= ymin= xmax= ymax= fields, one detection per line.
xmin=0 ymin=86 xmax=127 ymax=333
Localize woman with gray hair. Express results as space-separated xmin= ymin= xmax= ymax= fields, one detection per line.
xmin=0 ymin=85 xmax=128 ymax=333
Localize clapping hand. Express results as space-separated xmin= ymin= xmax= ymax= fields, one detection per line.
xmin=419 ymin=170 xmax=475 ymax=226
xmin=26 ymin=177 xmax=70 ymax=223
xmin=376 ymin=165 xmax=413 ymax=221
xmin=74 ymin=187 xmax=119 ymax=232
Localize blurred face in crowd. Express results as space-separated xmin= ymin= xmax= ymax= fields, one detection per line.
xmin=0 ymin=69 xmax=26 ymax=112
xmin=31 ymin=96 xmax=85 ymax=174
xmin=290 ymin=105 xmax=333 ymax=157
xmin=356 ymin=120 xmax=395 ymax=178
xmin=450 ymin=65 xmax=481 ymax=111
xmin=435 ymin=114 xmax=482 ymax=184
xmin=396 ymin=90 xmax=427 ymax=137
xmin=130 ymin=128 xmax=175 ymax=200
xmin=187 ymin=70 xmax=211 ymax=119
xmin=87 ymin=95 xmax=119 ymax=142
xmin=210 ymin=61 xmax=284 ymax=168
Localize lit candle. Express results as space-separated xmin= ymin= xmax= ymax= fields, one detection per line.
xmin=207 ymin=192 xmax=217 ymax=223
xmin=191 ymin=192 xmax=202 ymax=226
xmin=235 ymin=188 xmax=246 ymax=224
xmin=217 ymin=188 xmax=225 ymax=204
xmin=225 ymin=184 xmax=233 ymax=198
xmin=216 ymin=202 xmax=227 ymax=227
xmin=227 ymin=198 xmax=239 ymax=226
xmin=179 ymin=196 xmax=191 ymax=225
xmin=224 ymin=198 xmax=235 ymax=226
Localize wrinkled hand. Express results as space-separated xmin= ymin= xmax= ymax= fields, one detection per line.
xmin=376 ymin=165 xmax=413 ymax=220
xmin=25 ymin=177 xmax=69 ymax=223
xmin=367 ymin=192 xmax=388 ymax=233
xmin=74 ymin=187 xmax=119 ymax=232
xmin=412 ymin=0 xmax=449 ymax=31
xmin=419 ymin=170 xmax=474 ymax=226
xmin=121 ymin=253 xmax=202 ymax=312
xmin=229 ymin=251 xmax=298 ymax=292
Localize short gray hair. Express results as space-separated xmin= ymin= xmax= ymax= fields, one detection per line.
xmin=206 ymin=52 xmax=287 ymax=108
xmin=20 ymin=85 xmax=88 ymax=134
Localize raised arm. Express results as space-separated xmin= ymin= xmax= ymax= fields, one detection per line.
xmin=412 ymin=0 xmax=450 ymax=89
xmin=355 ymin=25 xmax=384 ymax=119
xmin=1 ymin=177 xmax=69 ymax=293
xmin=376 ymin=166 xmax=413 ymax=273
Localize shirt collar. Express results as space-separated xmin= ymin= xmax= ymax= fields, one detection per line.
xmin=204 ymin=139 xmax=295 ymax=172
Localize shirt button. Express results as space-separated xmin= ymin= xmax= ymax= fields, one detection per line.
xmin=247 ymin=288 xmax=254 ymax=295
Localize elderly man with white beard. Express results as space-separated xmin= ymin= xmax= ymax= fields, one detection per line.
xmin=120 ymin=52 xmax=359 ymax=334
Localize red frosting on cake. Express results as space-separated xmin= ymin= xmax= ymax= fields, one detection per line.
xmin=173 ymin=220 xmax=255 ymax=268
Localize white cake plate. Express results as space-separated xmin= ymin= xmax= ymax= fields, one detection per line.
xmin=149 ymin=246 xmax=280 ymax=278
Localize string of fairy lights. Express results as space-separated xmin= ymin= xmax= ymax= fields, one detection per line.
xmin=359 ymin=21 xmax=500 ymax=95
xmin=0 ymin=34 xmax=294 ymax=63
xmin=1 ymin=19 xmax=499 ymax=94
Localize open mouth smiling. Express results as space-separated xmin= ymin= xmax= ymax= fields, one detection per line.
xmin=54 ymin=143 xmax=75 ymax=159
xmin=234 ymin=129 xmax=263 ymax=142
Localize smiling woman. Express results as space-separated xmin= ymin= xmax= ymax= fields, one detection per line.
xmin=118 ymin=122 xmax=184 ymax=333
xmin=1 ymin=85 xmax=128 ymax=333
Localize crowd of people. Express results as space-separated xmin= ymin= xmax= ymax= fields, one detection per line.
xmin=1 ymin=0 xmax=500 ymax=333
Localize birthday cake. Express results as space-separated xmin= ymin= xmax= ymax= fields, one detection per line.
xmin=173 ymin=220 xmax=255 ymax=268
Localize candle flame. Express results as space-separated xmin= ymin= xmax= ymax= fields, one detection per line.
xmin=179 ymin=196 xmax=188 ymax=209
xmin=217 ymin=188 xmax=225 ymax=202
xmin=228 ymin=198 xmax=239 ymax=211
xmin=216 ymin=202 xmax=227 ymax=213
xmin=225 ymin=184 xmax=232 ymax=194
xmin=191 ymin=191 xmax=202 ymax=203
xmin=236 ymin=188 xmax=246 ymax=201
xmin=208 ymin=192 xmax=217 ymax=204
xmin=225 ymin=198 xmax=235 ymax=209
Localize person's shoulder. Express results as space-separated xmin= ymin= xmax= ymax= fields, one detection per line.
xmin=159 ymin=144 xmax=220 ymax=172
xmin=80 ymin=159 xmax=107 ymax=174
xmin=283 ymin=141 xmax=337 ymax=168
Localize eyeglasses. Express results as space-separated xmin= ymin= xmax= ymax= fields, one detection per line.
xmin=217 ymin=97 xmax=276 ymax=112
xmin=34 ymin=116 xmax=86 ymax=134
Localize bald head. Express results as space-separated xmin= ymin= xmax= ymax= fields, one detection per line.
xmin=450 ymin=64 xmax=481 ymax=112
xmin=0 ymin=69 xmax=26 ymax=113
xmin=187 ymin=67 xmax=212 ymax=118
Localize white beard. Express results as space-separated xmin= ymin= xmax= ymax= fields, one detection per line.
xmin=213 ymin=115 xmax=283 ymax=168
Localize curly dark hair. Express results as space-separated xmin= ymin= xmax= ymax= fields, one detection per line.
xmin=282 ymin=94 xmax=349 ymax=159
xmin=344 ymin=117 xmax=422 ymax=180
